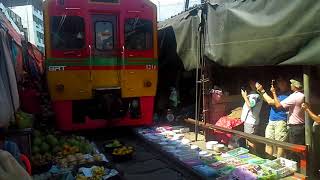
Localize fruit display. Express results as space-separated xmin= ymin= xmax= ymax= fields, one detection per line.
xmin=56 ymin=153 xmax=105 ymax=169
xmin=105 ymin=140 xmax=121 ymax=148
xmin=31 ymin=130 xmax=94 ymax=169
xmin=111 ymin=146 xmax=134 ymax=162
xmin=104 ymin=140 xmax=122 ymax=153
xmin=112 ymin=146 xmax=134 ymax=156
xmin=76 ymin=166 xmax=105 ymax=180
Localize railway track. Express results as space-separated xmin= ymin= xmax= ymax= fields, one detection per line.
xmin=81 ymin=127 xmax=202 ymax=180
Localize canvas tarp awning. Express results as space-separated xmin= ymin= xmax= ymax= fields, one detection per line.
xmin=159 ymin=8 xmax=201 ymax=70
xmin=158 ymin=0 xmax=320 ymax=70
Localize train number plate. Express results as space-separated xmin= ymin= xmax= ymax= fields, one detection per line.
xmin=146 ymin=65 xmax=157 ymax=70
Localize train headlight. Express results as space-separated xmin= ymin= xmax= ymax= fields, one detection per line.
xmin=144 ymin=80 xmax=152 ymax=87
xmin=132 ymin=99 xmax=139 ymax=108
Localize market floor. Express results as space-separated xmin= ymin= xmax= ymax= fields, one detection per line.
xmin=87 ymin=128 xmax=200 ymax=180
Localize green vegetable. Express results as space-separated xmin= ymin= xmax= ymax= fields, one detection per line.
xmin=32 ymin=146 xmax=40 ymax=154
xmin=40 ymin=142 xmax=50 ymax=153
xmin=33 ymin=137 xmax=42 ymax=146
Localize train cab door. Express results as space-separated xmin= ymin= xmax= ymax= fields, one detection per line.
xmin=90 ymin=15 xmax=120 ymax=89
xmin=121 ymin=17 xmax=156 ymax=98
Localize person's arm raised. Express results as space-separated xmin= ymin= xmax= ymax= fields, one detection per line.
xmin=271 ymin=86 xmax=283 ymax=109
xmin=302 ymin=103 xmax=320 ymax=123
xmin=241 ymin=90 xmax=252 ymax=108
xmin=256 ymin=83 xmax=275 ymax=105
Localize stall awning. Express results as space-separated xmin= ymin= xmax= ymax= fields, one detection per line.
xmin=159 ymin=0 xmax=320 ymax=70
xmin=0 ymin=11 xmax=22 ymax=46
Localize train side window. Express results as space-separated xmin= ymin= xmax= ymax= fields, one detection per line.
xmin=51 ymin=16 xmax=85 ymax=50
xmin=125 ymin=18 xmax=152 ymax=50
xmin=95 ymin=21 xmax=114 ymax=50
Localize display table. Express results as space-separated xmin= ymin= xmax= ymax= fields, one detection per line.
xmin=135 ymin=125 xmax=307 ymax=180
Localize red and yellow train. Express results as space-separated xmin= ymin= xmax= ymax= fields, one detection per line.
xmin=43 ymin=0 xmax=158 ymax=131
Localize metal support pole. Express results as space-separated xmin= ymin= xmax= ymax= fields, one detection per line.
xmin=194 ymin=54 xmax=199 ymax=141
xmin=303 ymin=66 xmax=312 ymax=176
xmin=185 ymin=0 xmax=190 ymax=11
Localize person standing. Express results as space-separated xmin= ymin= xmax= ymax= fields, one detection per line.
xmin=240 ymin=79 xmax=263 ymax=153
xmin=271 ymin=79 xmax=305 ymax=145
xmin=302 ymin=103 xmax=320 ymax=123
xmin=256 ymin=77 xmax=290 ymax=158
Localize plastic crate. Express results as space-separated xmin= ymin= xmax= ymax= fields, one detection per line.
xmin=236 ymin=153 xmax=257 ymax=163
xmin=224 ymin=157 xmax=247 ymax=167
xmin=225 ymin=147 xmax=249 ymax=157
xmin=230 ymin=164 xmax=277 ymax=180
xmin=247 ymin=158 xmax=268 ymax=165
xmin=275 ymin=157 xmax=297 ymax=171
xmin=217 ymin=166 xmax=236 ymax=177
xmin=262 ymin=160 xmax=294 ymax=178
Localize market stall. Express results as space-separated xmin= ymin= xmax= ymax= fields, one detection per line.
xmin=30 ymin=130 xmax=121 ymax=180
xmin=135 ymin=125 xmax=306 ymax=180
xmin=159 ymin=0 xmax=320 ymax=177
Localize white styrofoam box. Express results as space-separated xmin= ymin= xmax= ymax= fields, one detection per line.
xmin=206 ymin=141 xmax=218 ymax=150
xmin=179 ymin=128 xmax=190 ymax=133
xmin=199 ymin=151 xmax=209 ymax=156
xmin=181 ymin=138 xmax=191 ymax=145
xmin=191 ymin=145 xmax=200 ymax=151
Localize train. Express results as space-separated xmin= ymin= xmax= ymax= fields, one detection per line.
xmin=43 ymin=0 xmax=158 ymax=131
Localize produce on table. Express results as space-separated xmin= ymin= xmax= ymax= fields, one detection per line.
xmin=76 ymin=166 xmax=105 ymax=180
xmin=31 ymin=130 xmax=94 ymax=169
xmin=105 ymin=140 xmax=121 ymax=148
xmin=112 ymin=146 xmax=134 ymax=156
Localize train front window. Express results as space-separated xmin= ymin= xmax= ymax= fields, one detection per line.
xmin=125 ymin=18 xmax=153 ymax=50
xmin=51 ymin=16 xmax=85 ymax=50
xmin=95 ymin=21 xmax=114 ymax=50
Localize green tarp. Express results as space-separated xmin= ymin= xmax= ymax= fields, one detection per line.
xmin=158 ymin=0 xmax=320 ymax=70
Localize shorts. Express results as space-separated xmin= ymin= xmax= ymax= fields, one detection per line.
xmin=288 ymin=124 xmax=305 ymax=145
xmin=244 ymin=123 xmax=257 ymax=134
xmin=265 ymin=120 xmax=288 ymax=142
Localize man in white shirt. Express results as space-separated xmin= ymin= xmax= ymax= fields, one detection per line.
xmin=240 ymin=80 xmax=263 ymax=152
